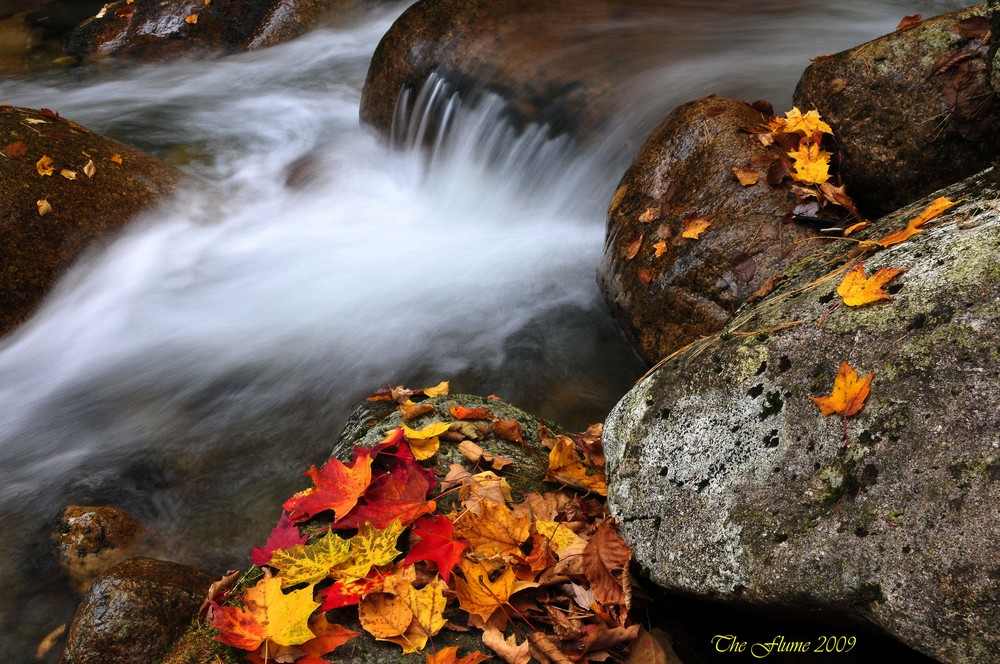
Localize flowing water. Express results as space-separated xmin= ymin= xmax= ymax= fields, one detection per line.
xmin=0 ymin=0 xmax=966 ymax=655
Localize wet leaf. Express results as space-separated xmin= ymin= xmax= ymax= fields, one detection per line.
xmin=358 ymin=592 xmax=413 ymax=640
xmin=454 ymin=559 xmax=537 ymax=624
xmin=896 ymin=14 xmax=922 ymax=30
xmin=36 ymin=155 xmax=55 ymax=176
xmin=300 ymin=613 xmax=360 ymax=658
xmin=638 ymin=267 xmax=653 ymax=285
xmin=83 ymin=160 xmax=96 ymax=178
xmin=283 ymin=453 xmax=373 ymax=522
xmin=582 ymin=522 xmax=631 ymax=608
xmin=731 ymin=252 xmax=757 ymax=283
xmin=787 ymin=141 xmax=831 ymax=185
xmin=652 ymin=241 xmax=668 ymax=258
xmin=454 ymin=500 xmax=530 ymax=558
xmin=837 ymin=263 xmax=907 ymax=306
xmin=625 ymin=628 xmax=684 ymax=664
xmin=403 ymin=515 xmax=469 ymax=582
xmin=625 ymin=236 xmax=642 ymax=260
xmin=39 ymin=108 xmax=58 ymax=119
xmin=809 ymin=361 xmax=874 ymax=418
xmin=769 ymin=107 xmax=833 ymax=136
xmin=449 ymin=404 xmax=492 ymax=420
xmin=334 ymin=449 xmax=437 ymax=530
xmin=210 ymin=571 xmax=318 ymax=650
xmin=843 ymin=221 xmax=869 ymax=236
xmin=732 ymin=166 xmax=759 ymax=186
xmin=876 ymin=196 xmax=955 ymax=247
xmin=766 ymin=159 xmax=789 ymax=185
xmin=4 ymin=141 xmax=27 ymax=157
xmin=681 ymin=215 xmax=711 ymax=240
xmin=403 ymin=421 xmax=451 ymax=461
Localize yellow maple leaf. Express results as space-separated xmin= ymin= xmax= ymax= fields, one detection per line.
xmin=652 ymin=240 xmax=668 ymax=258
xmin=453 ymin=559 xmax=538 ymax=625
xmin=875 ymin=196 xmax=955 ymax=247
xmin=809 ymin=361 xmax=874 ymax=418
xmin=270 ymin=528 xmax=353 ymax=586
xmin=385 ymin=579 xmax=448 ymax=653
xmin=422 ymin=381 xmax=450 ymax=397
xmin=211 ymin=571 xmax=318 ymax=650
xmin=331 ymin=520 xmax=405 ymax=581
xmin=359 ymin=592 xmax=413 ymax=640
xmin=547 ymin=434 xmax=607 ymax=496
xmin=770 ymin=107 xmax=833 ymax=136
xmin=837 ymin=263 xmax=907 ymax=306
xmin=534 ymin=519 xmax=583 ymax=554
xmin=682 ymin=215 xmax=712 ymax=240
xmin=454 ymin=500 xmax=530 ymax=558
xmin=732 ymin=166 xmax=759 ymax=186
xmin=402 ymin=421 xmax=451 ymax=461
xmin=36 ymin=155 xmax=55 ymax=176
xmin=787 ymin=142 xmax=831 ymax=185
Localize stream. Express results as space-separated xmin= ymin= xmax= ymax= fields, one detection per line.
xmin=0 ymin=0 xmax=966 ymax=656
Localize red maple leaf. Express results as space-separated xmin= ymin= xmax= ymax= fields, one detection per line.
xmin=403 ymin=515 xmax=469 ymax=582
xmin=250 ymin=512 xmax=307 ymax=566
xmin=283 ymin=453 xmax=374 ymax=523
xmin=334 ymin=440 xmax=437 ymax=530
xmin=318 ymin=574 xmax=383 ymax=610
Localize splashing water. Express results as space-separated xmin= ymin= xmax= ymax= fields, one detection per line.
xmin=0 ymin=0 xmax=966 ymax=653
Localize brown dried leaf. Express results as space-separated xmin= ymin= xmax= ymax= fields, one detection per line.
xmin=581 ymin=522 xmax=631 ymax=608
xmin=637 ymin=268 xmax=653 ymax=285
xmin=4 ymin=141 xmax=27 ymax=157
xmin=492 ymin=419 xmax=524 ymax=445
xmin=896 ymin=14 xmax=922 ymax=31
xmin=36 ymin=198 xmax=52 ymax=216
xmin=950 ymin=16 xmax=989 ymax=40
xmin=625 ymin=236 xmax=642 ymax=261
xmin=83 ymin=159 xmax=96 ymax=178
xmin=456 ymin=440 xmax=513 ymax=471
xmin=732 ymin=166 xmax=759 ymax=186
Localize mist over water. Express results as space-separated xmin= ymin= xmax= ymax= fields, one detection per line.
xmin=0 ymin=0 xmax=966 ymax=653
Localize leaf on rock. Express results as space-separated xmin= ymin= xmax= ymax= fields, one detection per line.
xmin=36 ymin=155 xmax=55 ymax=176
xmin=210 ymin=571 xmax=318 ymax=650
xmin=625 ymin=236 xmax=642 ymax=260
xmin=283 ymin=453 xmax=373 ymax=522
xmin=109 ymin=153 xmax=123 ymax=164
xmin=534 ymin=519 xmax=584 ymax=555
xmin=481 ymin=625 xmax=530 ymax=664
xmin=358 ymin=592 xmax=413 ymax=640
xmin=185 ymin=12 xmax=198 ymax=23
xmin=454 ymin=559 xmax=538 ymax=624
xmin=625 ymin=628 xmax=684 ymax=664
xmin=268 ymin=528 xmax=353 ymax=586
xmin=876 ymin=196 xmax=955 ymax=247
xmin=492 ymin=419 xmax=524 ymax=444
xmin=455 ymin=500 xmax=530 ymax=558
xmin=732 ymin=166 xmax=759 ymax=186
xmin=300 ymin=613 xmax=360 ymax=658
xmin=547 ymin=434 xmax=607 ymax=496
xmin=787 ymin=141 xmax=831 ymax=185
xmin=769 ymin=107 xmax=833 ymax=136
xmin=59 ymin=168 xmax=77 ymax=180
xmin=251 ymin=512 xmax=307 ymax=566
xmin=681 ymin=215 xmax=711 ymax=240
xmin=403 ymin=421 xmax=451 ymax=461
xmin=837 ymin=263 xmax=907 ymax=306
xmin=582 ymin=522 xmax=632 ymax=609
xmin=422 ymin=381 xmax=450 ymax=397
xmin=335 ymin=451 xmax=436 ymax=530
xmin=652 ymin=240 xmax=668 ymax=258
xmin=453 ymin=470 xmax=513 ymax=512
xmin=449 ymin=404 xmax=493 ymax=420
xmin=951 ymin=16 xmax=989 ymax=39
xmin=83 ymin=159 xmax=96 ymax=178
xmin=403 ymin=514 xmax=469 ymax=582
xmin=36 ymin=198 xmax=52 ymax=216
xmin=319 ymin=574 xmax=382 ymax=610
xmin=809 ymin=361 xmax=874 ymax=418
xmin=400 ymin=400 xmax=436 ymax=420
xmin=331 ymin=520 xmax=406 ymax=581
xmin=896 ymin=14 xmax=922 ymax=31
xmin=426 ymin=646 xmax=491 ymax=664
xmin=457 ymin=440 xmax=513 ymax=471
xmin=843 ymin=221 xmax=869 ymax=236
xmin=4 ymin=141 xmax=27 ymax=157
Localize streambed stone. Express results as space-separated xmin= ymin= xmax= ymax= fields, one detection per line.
xmin=794 ymin=4 xmax=1000 ymax=217
xmin=0 ymin=106 xmax=181 ymax=337
xmin=598 ymin=96 xmax=816 ymax=365
xmin=54 ymin=505 xmax=145 ymax=594
xmin=603 ymin=167 xmax=1000 ymax=662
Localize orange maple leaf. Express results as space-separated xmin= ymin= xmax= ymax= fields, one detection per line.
xmin=836 ymin=263 xmax=907 ymax=307
xmin=210 ymin=571 xmax=318 ymax=651
xmin=732 ymin=166 xmax=759 ymax=186
xmin=453 ymin=559 xmax=538 ymax=625
xmin=283 ymin=453 xmax=373 ymax=522
xmin=454 ymin=499 xmax=530 ymax=558
xmin=787 ymin=141 xmax=831 ymax=185
xmin=426 ymin=646 xmax=490 ymax=664
xmin=546 ymin=434 xmax=607 ymax=496
xmin=875 ymin=197 xmax=955 ymax=247
xmin=810 ymin=361 xmax=874 ymax=418
xmin=682 ymin=215 xmax=712 ymax=240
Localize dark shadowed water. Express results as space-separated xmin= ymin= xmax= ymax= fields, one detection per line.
xmin=0 ymin=0 xmax=965 ymax=656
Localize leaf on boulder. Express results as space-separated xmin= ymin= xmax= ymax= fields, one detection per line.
xmin=36 ymin=155 xmax=55 ymax=176
xmin=403 ymin=514 xmax=469 ymax=582
xmin=809 ymin=361 xmax=874 ymax=418
xmin=837 ymin=263 xmax=907 ymax=306
xmin=876 ymin=196 xmax=955 ymax=247
xmin=210 ymin=571 xmax=318 ymax=650
xmin=251 ymin=512 xmax=307 ymax=566
xmin=283 ymin=454 xmax=373 ymax=523
xmin=582 ymin=522 xmax=632 ymax=609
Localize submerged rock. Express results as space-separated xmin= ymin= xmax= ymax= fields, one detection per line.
xmin=62 ymin=557 xmax=216 ymax=664
xmin=794 ymin=4 xmax=1000 ymax=216
xmin=604 ymin=167 xmax=1000 ymax=662
xmin=598 ymin=96 xmax=816 ymax=364
xmin=0 ymin=106 xmax=181 ymax=336
xmin=54 ymin=505 xmax=145 ymax=594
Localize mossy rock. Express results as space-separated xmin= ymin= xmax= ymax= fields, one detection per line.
xmin=604 ymin=166 xmax=1000 ymax=662
xmin=163 ymin=393 xmax=564 ymax=663
xmin=0 ymin=106 xmax=181 ymax=336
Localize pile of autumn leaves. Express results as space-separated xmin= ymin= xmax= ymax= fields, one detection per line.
xmin=206 ymin=384 xmax=636 ymax=664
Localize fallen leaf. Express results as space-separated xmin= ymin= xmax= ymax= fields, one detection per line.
xmin=732 ymin=166 xmax=759 ymax=186
xmin=83 ymin=159 xmax=96 ymax=178
xmin=876 ymin=196 xmax=955 ymax=247
xmin=608 ymin=184 xmax=627 ymax=215
xmin=426 ymin=646 xmax=491 ymax=664
xmin=843 ymin=221 xmax=869 ymax=236
xmin=36 ymin=155 xmax=55 ymax=176
xmin=481 ymin=625 xmax=530 ymax=664
xmin=109 ymin=153 xmax=123 ymax=164
xmin=60 ymin=169 xmax=77 ymax=180
xmin=770 ymin=107 xmax=833 ymax=136
xmin=36 ymin=198 xmax=52 ymax=216
xmin=682 ymin=215 xmax=711 ymax=240
xmin=638 ymin=207 xmax=658 ymax=224
xmin=400 ymin=400 xmax=436 ymax=420
xmin=334 ymin=449 xmax=437 ymax=530
xmin=403 ymin=515 xmax=469 ymax=582
xmin=787 ymin=141 xmax=831 ymax=185
xmin=457 ymin=440 xmax=513 ymax=471
xmin=492 ymin=419 xmax=524 ymax=444
xmin=251 ymin=512 xmax=307 ymax=566
xmin=546 ymin=434 xmax=606 ymax=496
xmin=198 ymin=570 xmax=242 ymax=622
xmin=652 ymin=241 xmax=668 ymax=258
xmin=4 ymin=141 xmax=27 ymax=157
xmin=185 ymin=12 xmax=199 ymax=23
xmin=318 ymin=574 xmax=382 ymax=610
xmin=454 ymin=500 xmax=530 ymax=558
xmin=582 ymin=522 xmax=632 ymax=608
xmin=358 ymin=592 xmax=413 ymax=641
xmin=35 ymin=624 xmax=67 ymax=661
xmin=453 ymin=559 xmax=537 ymax=624
xmin=210 ymin=571 xmax=318 ymax=650
xmin=422 ymin=381 xmax=450 ymax=397
xmin=809 ymin=361 xmax=874 ymax=418
xmin=454 ymin=470 xmax=513 ymax=511
xmin=766 ymin=159 xmax=789 ymax=186
xmin=115 ymin=4 xmax=135 ymax=17
xmin=951 ymin=16 xmax=989 ymax=39
xmin=896 ymin=14 xmax=923 ymax=31
xmin=748 ymin=274 xmax=786 ymax=303
xmin=300 ymin=613 xmax=360 ymax=658
xmin=283 ymin=453 xmax=373 ymax=522
xmin=403 ymin=421 xmax=451 ymax=461
xmin=534 ymin=519 xmax=584 ymax=554
xmin=731 ymin=252 xmax=757 ymax=283
xmin=638 ymin=268 xmax=653 ymax=285
xmin=24 ymin=118 xmax=48 ymax=125
xmin=625 ymin=236 xmax=642 ymax=260
xmin=625 ymin=628 xmax=684 ymax=664
xmin=819 ymin=181 xmax=862 ymax=220
xmin=837 ymin=263 xmax=907 ymax=306
xmin=449 ymin=404 xmax=492 ymax=420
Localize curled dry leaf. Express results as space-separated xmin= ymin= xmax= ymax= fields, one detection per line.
xmin=625 ymin=236 xmax=642 ymax=261
xmin=732 ymin=166 xmax=759 ymax=186
xmin=60 ymin=169 xmax=77 ymax=180
xmin=400 ymin=400 xmax=436 ymax=420
xmin=449 ymin=404 xmax=492 ymax=420
xmin=582 ymin=522 xmax=632 ymax=609
xmin=482 ymin=625 xmax=530 ymax=664
xmin=876 ymin=196 xmax=955 ymax=247
xmin=83 ymin=159 xmax=96 ymax=178
xmin=492 ymin=419 xmax=524 ymax=444
xmin=457 ymin=440 xmax=513 ymax=471
xmin=36 ymin=155 xmax=55 ymax=176
xmin=896 ymin=14 xmax=922 ymax=31
xmin=36 ymin=199 xmax=52 ymax=216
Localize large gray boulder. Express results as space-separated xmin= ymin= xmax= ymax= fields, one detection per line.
xmin=794 ymin=5 xmax=1000 ymax=217
xmin=604 ymin=167 xmax=1000 ymax=662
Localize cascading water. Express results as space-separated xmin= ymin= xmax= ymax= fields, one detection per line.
xmin=0 ymin=0 xmax=966 ymax=655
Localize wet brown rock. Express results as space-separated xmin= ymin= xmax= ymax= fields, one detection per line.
xmin=597 ymin=96 xmax=816 ymax=364
xmin=794 ymin=5 xmax=1000 ymax=217
xmin=62 ymin=557 xmax=216 ymax=664
xmin=0 ymin=106 xmax=181 ymax=336
xmin=54 ymin=506 xmax=144 ymax=594
xmin=360 ymin=0 xmax=670 ymax=143
xmin=65 ymin=0 xmax=369 ymax=62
